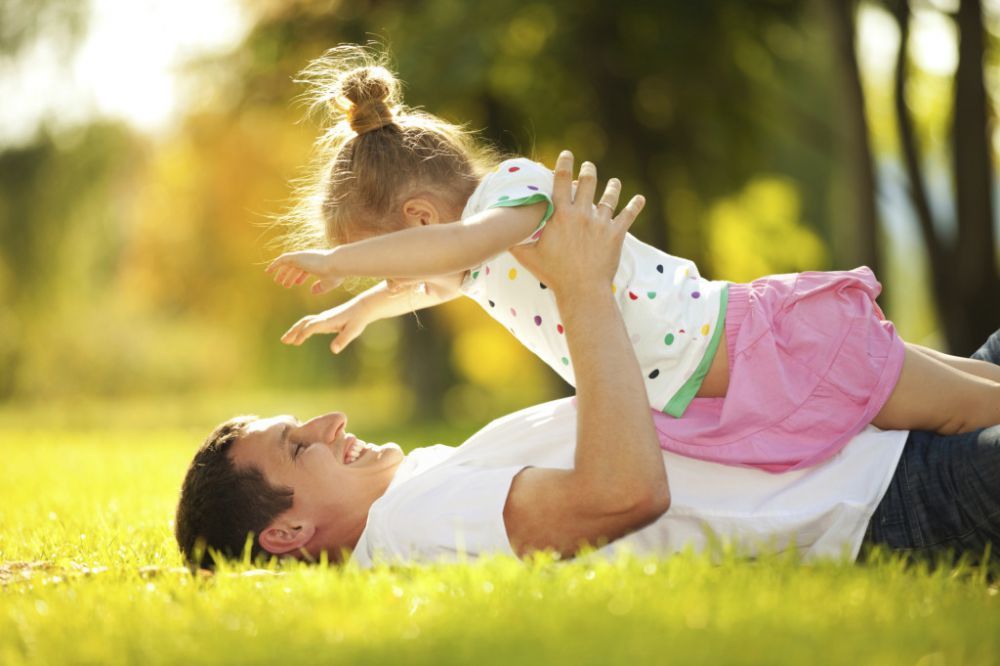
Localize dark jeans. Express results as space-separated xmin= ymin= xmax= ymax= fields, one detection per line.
xmin=861 ymin=329 xmax=1000 ymax=564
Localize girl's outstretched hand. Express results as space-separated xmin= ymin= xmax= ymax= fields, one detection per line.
xmin=281 ymin=300 xmax=371 ymax=353
xmin=266 ymin=249 xmax=344 ymax=295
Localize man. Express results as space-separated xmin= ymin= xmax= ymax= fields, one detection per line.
xmin=175 ymin=153 xmax=1000 ymax=569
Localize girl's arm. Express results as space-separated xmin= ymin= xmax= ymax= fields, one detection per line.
xmin=267 ymin=203 xmax=546 ymax=294
xmin=282 ymin=276 xmax=462 ymax=352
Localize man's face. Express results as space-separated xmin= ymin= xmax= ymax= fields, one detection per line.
xmin=229 ymin=412 xmax=403 ymax=557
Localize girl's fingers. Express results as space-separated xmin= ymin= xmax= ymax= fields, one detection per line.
xmin=575 ymin=161 xmax=598 ymax=210
xmin=266 ymin=255 xmax=296 ymax=274
xmin=311 ymin=278 xmax=341 ymax=295
xmin=596 ymin=178 xmax=622 ymax=220
xmin=281 ymin=318 xmax=308 ymax=344
xmin=613 ymin=195 xmax=646 ymax=234
xmin=551 ymin=151 xmax=575 ymax=207
xmin=331 ymin=324 xmax=361 ymax=354
xmin=296 ymin=319 xmax=327 ymax=344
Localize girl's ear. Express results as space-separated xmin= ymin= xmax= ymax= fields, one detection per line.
xmin=402 ymin=198 xmax=440 ymax=227
xmin=259 ymin=520 xmax=316 ymax=556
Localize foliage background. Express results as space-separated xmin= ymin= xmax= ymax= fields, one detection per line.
xmin=1 ymin=0 xmax=999 ymax=425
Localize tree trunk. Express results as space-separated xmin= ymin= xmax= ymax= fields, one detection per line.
xmin=949 ymin=0 xmax=1000 ymax=354
xmin=576 ymin=7 xmax=671 ymax=255
xmin=889 ymin=0 xmax=953 ymax=319
xmin=399 ymin=307 xmax=453 ymax=420
xmin=822 ymin=0 xmax=882 ymax=277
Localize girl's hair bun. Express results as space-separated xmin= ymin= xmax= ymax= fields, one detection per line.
xmin=338 ymin=66 xmax=399 ymax=134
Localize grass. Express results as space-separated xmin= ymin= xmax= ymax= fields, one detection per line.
xmin=1 ymin=395 xmax=999 ymax=665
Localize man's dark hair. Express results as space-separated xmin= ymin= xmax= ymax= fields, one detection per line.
xmin=175 ymin=415 xmax=294 ymax=569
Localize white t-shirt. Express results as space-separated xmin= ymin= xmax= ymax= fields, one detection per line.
xmin=459 ymin=158 xmax=728 ymax=417
xmin=351 ymin=397 xmax=907 ymax=567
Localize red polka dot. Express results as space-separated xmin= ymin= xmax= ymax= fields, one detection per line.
xmin=557 ymin=324 xmax=564 ymax=334
xmin=509 ymin=166 xmax=521 ymax=172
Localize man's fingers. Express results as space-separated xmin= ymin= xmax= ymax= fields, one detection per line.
xmin=596 ymin=178 xmax=622 ymax=220
xmin=551 ymin=150 xmax=575 ymax=208
xmin=613 ymin=195 xmax=646 ymax=234
xmin=575 ymin=161 xmax=598 ymax=210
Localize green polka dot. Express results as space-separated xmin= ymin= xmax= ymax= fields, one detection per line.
xmin=498 ymin=195 xmax=510 ymax=201
xmin=472 ymin=270 xmax=479 ymax=279
xmin=647 ymin=291 xmax=657 ymax=299
xmin=664 ymin=333 xmax=675 ymax=346
xmin=561 ymin=357 xmax=570 ymax=366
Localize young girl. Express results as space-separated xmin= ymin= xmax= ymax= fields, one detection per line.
xmin=267 ymin=46 xmax=1000 ymax=473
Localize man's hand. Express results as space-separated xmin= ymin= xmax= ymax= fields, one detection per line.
xmin=280 ymin=299 xmax=372 ymax=354
xmin=266 ymin=249 xmax=344 ymax=295
xmin=510 ymin=151 xmax=645 ymax=298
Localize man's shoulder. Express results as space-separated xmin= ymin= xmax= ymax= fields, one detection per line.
xmin=357 ymin=460 xmax=528 ymax=566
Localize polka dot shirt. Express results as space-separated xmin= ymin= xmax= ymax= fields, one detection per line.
xmin=460 ymin=158 xmax=728 ymax=417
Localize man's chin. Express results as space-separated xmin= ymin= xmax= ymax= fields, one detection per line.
xmin=372 ymin=442 xmax=404 ymax=460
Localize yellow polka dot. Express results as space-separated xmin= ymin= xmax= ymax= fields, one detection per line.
xmin=611 ymin=283 xmax=617 ymax=294
xmin=508 ymin=268 xmax=517 ymax=280
xmin=701 ymin=324 xmax=710 ymax=336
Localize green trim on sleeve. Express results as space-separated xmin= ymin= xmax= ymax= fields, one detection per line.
xmin=662 ymin=284 xmax=730 ymax=418
xmin=487 ymin=193 xmax=553 ymax=238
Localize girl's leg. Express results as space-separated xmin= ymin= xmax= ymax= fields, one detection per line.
xmin=862 ymin=330 xmax=1000 ymax=566
xmin=909 ymin=343 xmax=1000 ymax=383
xmin=872 ymin=343 xmax=1000 ymax=434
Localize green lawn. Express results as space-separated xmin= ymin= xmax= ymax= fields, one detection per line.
xmin=2 ymin=396 xmax=999 ymax=665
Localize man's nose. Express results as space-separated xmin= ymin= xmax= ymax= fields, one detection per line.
xmin=299 ymin=412 xmax=347 ymax=438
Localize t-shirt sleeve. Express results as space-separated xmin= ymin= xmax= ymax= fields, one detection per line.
xmin=481 ymin=158 xmax=555 ymax=245
xmin=361 ymin=464 xmax=526 ymax=565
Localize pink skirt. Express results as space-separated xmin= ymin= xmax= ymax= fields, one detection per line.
xmin=653 ymin=267 xmax=906 ymax=473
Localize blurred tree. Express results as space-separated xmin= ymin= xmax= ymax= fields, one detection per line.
xmin=821 ymin=0 xmax=882 ymax=277
xmin=0 ymin=0 xmax=86 ymax=57
xmin=887 ymin=0 xmax=999 ymax=354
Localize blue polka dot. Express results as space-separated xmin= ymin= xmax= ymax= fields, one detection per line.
xmin=528 ymin=185 xmax=539 ymax=191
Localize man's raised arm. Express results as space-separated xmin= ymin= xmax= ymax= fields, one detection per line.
xmin=502 ymin=152 xmax=669 ymax=558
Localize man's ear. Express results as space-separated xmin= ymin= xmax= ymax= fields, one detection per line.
xmin=401 ymin=198 xmax=440 ymax=227
xmin=259 ymin=519 xmax=316 ymax=555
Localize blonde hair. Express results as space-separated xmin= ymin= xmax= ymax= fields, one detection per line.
xmin=281 ymin=44 xmax=503 ymax=250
